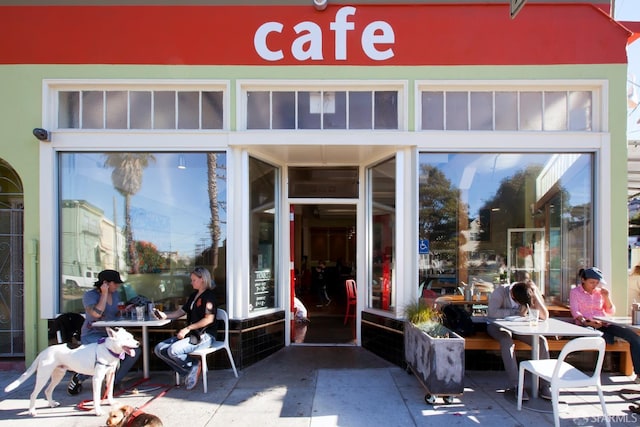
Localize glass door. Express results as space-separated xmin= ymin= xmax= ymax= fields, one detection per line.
xmin=507 ymin=228 xmax=546 ymax=293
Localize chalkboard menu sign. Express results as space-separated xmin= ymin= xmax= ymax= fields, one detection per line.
xmin=250 ymin=269 xmax=272 ymax=312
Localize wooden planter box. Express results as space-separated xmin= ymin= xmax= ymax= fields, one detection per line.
xmin=404 ymin=321 xmax=465 ymax=401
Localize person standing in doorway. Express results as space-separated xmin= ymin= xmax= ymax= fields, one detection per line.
xmin=314 ymin=261 xmax=331 ymax=307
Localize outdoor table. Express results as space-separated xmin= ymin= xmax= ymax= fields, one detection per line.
xmin=593 ymin=315 xmax=640 ymax=331
xmin=93 ymin=317 xmax=170 ymax=379
xmin=490 ymin=317 xmax=602 ymax=402
xmin=593 ymin=316 xmax=640 ymax=408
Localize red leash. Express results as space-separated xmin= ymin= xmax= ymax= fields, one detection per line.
xmin=123 ymin=386 xmax=173 ymax=427
xmin=76 ymin=377 xmax=174 ymax=412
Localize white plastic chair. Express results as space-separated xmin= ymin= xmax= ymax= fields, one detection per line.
xmin=176 ymin=308 xmax=238 ymax=392
xmin=517 ymin=336 xmax=609 ymax=427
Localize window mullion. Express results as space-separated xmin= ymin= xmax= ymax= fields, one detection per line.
xmin=269 ymin=91 xmax=273 ymax=130
xmin=516 ymin=91 xmax=520 ymax=131
xmin=346 ymin=91 xmax=350 ymax=130
xmin=320 ymin=90 xmax=324 ymax=130
xmin=467 ymin=91 xmax=471 ymax=131
xmin=371 ymin=91 xmax=375 ymax=130
xmin=151 ymin=91 xmax=155 ymax=129
xmin=199 ymin=91 xmax=203 ymax=130
xmin=541 ymin=91 xmax=546 ymax=131
xmin=443 ymin=91 xmax=447 ymax=131
xmin=174 ymin=91 xmax=178 ymax=130
xmin=295 ymin=90 xmax=299 ymax=130
xmin=102 ymin=91 xmax=106 ymax=129
xmin=492 ymin=91 xmax=496 ymax=131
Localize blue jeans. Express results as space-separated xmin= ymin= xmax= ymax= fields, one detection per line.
xmin=487 ymin=323 xmax=550 ymax=388
xmin=154 ymin=333 xmax=214 ymax=376
xmin=601 ymin=323 xmax=640 ymax=375
xmin=77 ymin=330 xmax=141 ymax=385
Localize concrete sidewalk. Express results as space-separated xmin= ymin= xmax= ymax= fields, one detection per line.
xmin=1 ymin=346 xmax=639 ymax=426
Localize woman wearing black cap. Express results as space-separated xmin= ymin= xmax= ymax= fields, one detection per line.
xmin=570 ymin=267 xmax=640 ymax=382
xmin=67 ymin=269 xmax=140 ymax=395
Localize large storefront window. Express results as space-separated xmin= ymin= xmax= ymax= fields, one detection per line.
xmin=59 ymin=152 xmax=227 ymax=313
xmin=368 ymin=157 xmax=396 ymax=311
xmin=418 ymin=153 xmax=593 ymax=303
xmin=249 ymin=157 xmax=278 ymax=312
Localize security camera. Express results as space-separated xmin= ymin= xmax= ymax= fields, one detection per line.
xmin=313 ymin=0 xmax=328 ymax=11
xmin=33 ymin=128 xmax=50 ymax=142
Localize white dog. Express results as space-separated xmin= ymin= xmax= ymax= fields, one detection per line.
xmin=4 ymin=327 xmax=139 ymax=416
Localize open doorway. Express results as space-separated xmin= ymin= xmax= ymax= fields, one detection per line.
xmin=292 ymin=204 xmax=356 ymax=345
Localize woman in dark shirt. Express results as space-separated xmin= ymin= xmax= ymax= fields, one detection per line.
xmin=154 ymin=266 xmax=217 ymax=390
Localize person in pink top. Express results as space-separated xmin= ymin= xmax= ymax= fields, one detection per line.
xmin=570 ymin=267 xmax=640 ymax=381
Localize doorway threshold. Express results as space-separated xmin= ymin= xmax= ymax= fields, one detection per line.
xmin=292 ymin=342 xmax=357 ymax=347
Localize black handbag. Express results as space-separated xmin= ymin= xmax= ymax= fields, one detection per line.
xmin=186 ymin=329 xmax=202 ymax=345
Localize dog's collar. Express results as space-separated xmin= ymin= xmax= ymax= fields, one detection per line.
xmin=98 ymin=337 xmax=126 ymax=360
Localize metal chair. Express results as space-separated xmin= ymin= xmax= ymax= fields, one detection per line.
xmin=517 ymin=336 xmax=609 ymax=427
xmin=344 ymin=279 xmax=357 ymax=325
xmin=176 ymin=308 xmax=238 ymax=392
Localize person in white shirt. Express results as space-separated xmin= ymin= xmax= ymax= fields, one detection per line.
xmin=487 ymin=280 xmax=550 ymax=401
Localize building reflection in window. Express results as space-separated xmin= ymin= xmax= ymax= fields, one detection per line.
xmin=58 ymin=152 xmax=227 ymax=313
xmin=418 ymin=153 xmax=593 ymax=304
xmin=369 ymin=156 xmax=396 ymax=311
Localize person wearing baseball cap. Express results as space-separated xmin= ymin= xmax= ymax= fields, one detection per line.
xmin=570 ymin=267 xmax=640 ymax=382
xmin=95 ymin=269 xmax=124 ymax=285
xmin=67 ymin=269 xmax=139 ymax=395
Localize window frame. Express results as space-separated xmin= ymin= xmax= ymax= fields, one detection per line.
xmin=237 ymin=80 xmax=408 ymax=131
xmin=49 ymin=79 xmax=230 ymax=132
xmin=415 ymin=80 xmax=603 ymax=133
xmin=39 ymin=79 xmax=231 ymax=318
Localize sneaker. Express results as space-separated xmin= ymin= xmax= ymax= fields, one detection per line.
xmin=185 ymin=362 xmax=201 ymax=390
xmin=539 ymin=385 xmax=552 ymax=400
xmin=325 ymin=298 xmax=332 ymax=306
xmin=67 ymin=373 xmax=82 ymax=395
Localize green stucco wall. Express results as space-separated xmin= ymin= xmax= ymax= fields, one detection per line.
xmin=0 ymin=63 xmax=628 ymax=363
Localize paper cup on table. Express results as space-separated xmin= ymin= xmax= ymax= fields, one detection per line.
xmin=135 ymin=306 xmax=145 ymax=321
xmin=528 ymin=308 xmax=539 ymax=327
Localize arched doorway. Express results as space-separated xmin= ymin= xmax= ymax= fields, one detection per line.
xmin=0 ymin=159 xmax=24 ymax=357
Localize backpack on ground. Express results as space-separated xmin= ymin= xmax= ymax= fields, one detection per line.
xmin=442 ymin=304 xmax=475 ymax=337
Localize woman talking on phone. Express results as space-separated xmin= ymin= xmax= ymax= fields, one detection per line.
xmin=153 ymin=266 xmax=217 ymax=390
xmin=570 ymin=267 xmax=640 ymax=382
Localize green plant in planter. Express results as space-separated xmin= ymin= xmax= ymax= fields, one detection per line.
xmin=403 ymin=300 xmax=451 ymax=338
xmin=404 ymin=298 xmax=465 ymax=402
